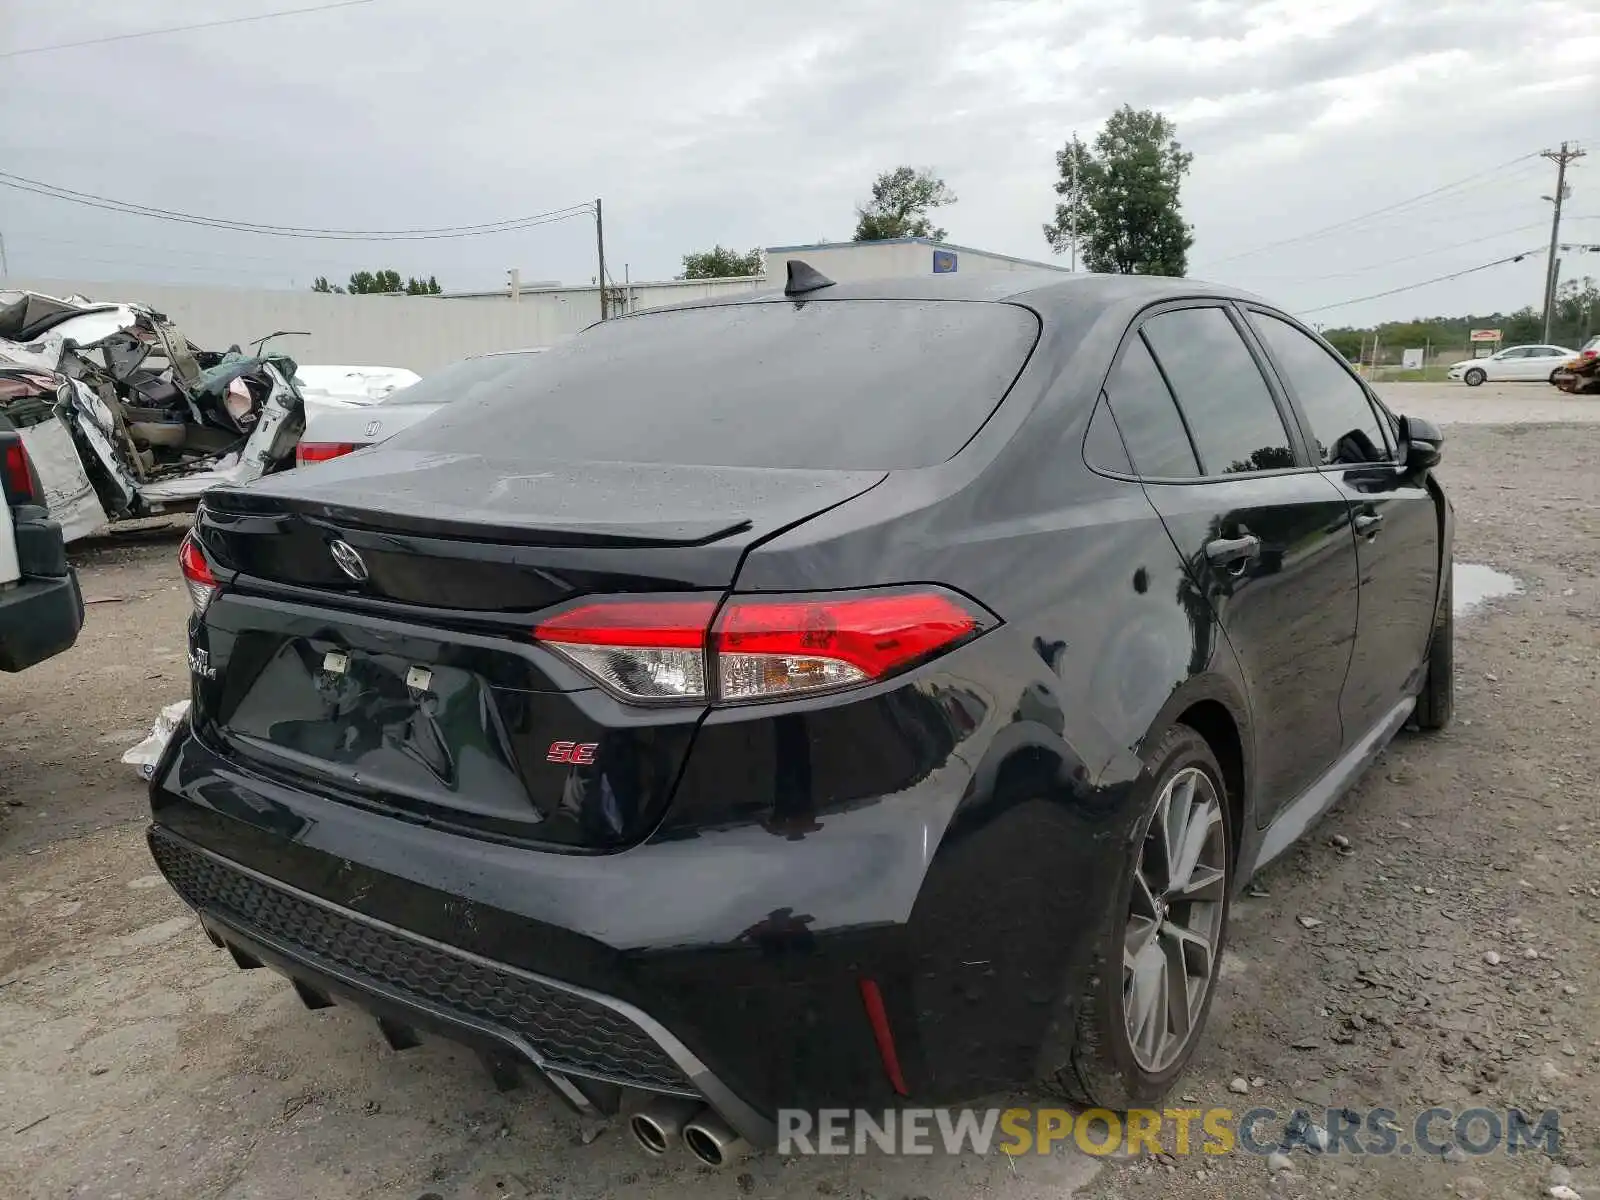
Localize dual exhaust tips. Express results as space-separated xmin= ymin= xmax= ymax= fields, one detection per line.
xmin=628 ymin=1098 xmax=748 ymax=1168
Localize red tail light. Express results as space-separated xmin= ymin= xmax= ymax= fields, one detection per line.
xmin=296 ymin=441 xmax=357 ymax=465
xmin=1 ymin=435 xmax=43 ymax=507
xmin=534 ymin=588 xmax=994 ymax=704
xmin=178 ymin=534 xmax=218 ymax=613
xmin=534 ymin=599 xmax=717 ymax=701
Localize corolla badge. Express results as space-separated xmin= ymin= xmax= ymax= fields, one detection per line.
xmin=329 ymin=539 xmax=369 ymax=582
xmin=364 ymin=420 xmax=381 ymax=437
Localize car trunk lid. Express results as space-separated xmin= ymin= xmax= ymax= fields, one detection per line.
xmin=187 ymin=451 xmax=886 ymax=850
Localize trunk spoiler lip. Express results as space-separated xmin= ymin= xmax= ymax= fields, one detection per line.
xmin=199 ymin=488 xmax=759 ymax=549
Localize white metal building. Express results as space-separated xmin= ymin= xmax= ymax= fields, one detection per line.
xmin=764 ymin=238 xmax=1072 ymax=285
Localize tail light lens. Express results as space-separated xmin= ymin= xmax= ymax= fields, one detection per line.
xmin=178 ymin=534 xmax=218 ymax=613
xmin=534 ymin=599 xmax=717 ymax=701
xmin=297 ymin=441 xmax=357 ymax=465
xmin=535 ymin=588 xmax=994 ymax=704
xmin=0 ymin=434 xmax=43 ymax=507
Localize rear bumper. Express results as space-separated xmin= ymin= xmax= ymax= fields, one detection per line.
xmin=0 ymin=569 xmax=82 ymax=672
xmin=148 ymin=721 xmax=1125 ymax=1136
xmin=150 ymin=825 xmax=772 ymax=1143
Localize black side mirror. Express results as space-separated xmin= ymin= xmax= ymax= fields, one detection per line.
xmin=1398 ymin=414 xmax=1443 ymax=472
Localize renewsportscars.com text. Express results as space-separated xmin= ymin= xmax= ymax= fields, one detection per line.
xmin=777 ymin=1106 xmax=1561 ymax=1158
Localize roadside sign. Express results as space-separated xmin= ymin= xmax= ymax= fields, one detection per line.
xmin=1469 ymin=329 xmax=1502 ymax=343
xmin=1474 ymin=347 xmax=1495 ymax=358
xmin=1402 ymin=348 xmax=1425 ymax=370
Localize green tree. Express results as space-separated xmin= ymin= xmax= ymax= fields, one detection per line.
xmin=346 ymin=269 xmax=403 ymax=294
xmin=1556 ymin=276 xmax=1598 ymax=342
xmin=1321 ymin=328 xmax=1363 ymax=361
xmin=853 ymin=167 xmax=956 ymax=242
xmin=1502 ymin=307 xmax=1543 ymax=345
xmin=313 ymin=270 xmax=442 ymax=295
xmin=680 ymin=246 xmax=764 ymax=279
xmin=1044 ymin=106 xmax=1194 ymax=276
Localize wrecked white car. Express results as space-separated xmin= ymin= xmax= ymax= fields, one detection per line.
xmin=0 ymin=290 xmax=306 ymax=541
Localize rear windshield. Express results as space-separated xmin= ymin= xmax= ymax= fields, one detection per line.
xmin=396 ymin=300 xmax=1040 ymax=469
xmin=379 ymin=350 xmax=545 ymax=406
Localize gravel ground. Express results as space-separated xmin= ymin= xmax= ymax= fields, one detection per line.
xmin=1 ymin=383 xmax=1596 ymax=1200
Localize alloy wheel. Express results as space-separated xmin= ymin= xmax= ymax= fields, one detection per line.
xmin=1122 ymin=766 xmax=1228 ymax=1073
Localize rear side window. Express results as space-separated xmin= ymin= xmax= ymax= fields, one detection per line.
xmin=406 ymin=300 xmax=1040 ymax=470
xmin=1248 ymin=312 xmax=1389 ymax=465
xmin=1102 ymin=335 xmax=1198 ymax=478
xmin=1083 ymin=396 xmax=1132 ymax=474
xmin=1141 ymin=307 xmax=1295 ymax=475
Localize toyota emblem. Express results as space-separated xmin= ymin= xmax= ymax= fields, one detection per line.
xmin=329 ymin=539 xmax=368 ymax=582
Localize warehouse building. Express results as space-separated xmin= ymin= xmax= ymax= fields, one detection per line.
xmin=763 ymin=238 xmax=1071 ymax=285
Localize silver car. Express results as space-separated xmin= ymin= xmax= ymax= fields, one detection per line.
xmin=296 ymin=348 xmax=547 ymax=465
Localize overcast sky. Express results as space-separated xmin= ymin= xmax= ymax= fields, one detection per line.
xmin=2 ymin=0 xmax=1597 ymax=327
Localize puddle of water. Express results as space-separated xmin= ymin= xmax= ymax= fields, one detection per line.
xmin=1453 ymin=563 xmax=1521 ymax=615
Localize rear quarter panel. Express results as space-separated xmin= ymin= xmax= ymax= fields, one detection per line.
xmin=685 ymin=299 xmax=1255 ymax=1096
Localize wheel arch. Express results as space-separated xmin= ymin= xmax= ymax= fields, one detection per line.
xmin=1134 ymin=676 xmax=1253 ymax=858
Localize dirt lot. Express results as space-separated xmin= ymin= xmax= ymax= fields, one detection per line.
xmin=2 ymin=383 xmax=1596 ymax=1200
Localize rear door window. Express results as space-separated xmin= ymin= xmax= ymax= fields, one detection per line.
xmin=407 ymin=300 xmax=1040 ymax=470
xmin=1101 ymin=334 xmax=1198 ymax=478
xmin=1248 ymin=312 xmax=1390 ymax=465
xmin=1140 ymin=307 xmax=1296 ymax=475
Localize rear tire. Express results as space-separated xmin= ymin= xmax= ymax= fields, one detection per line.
xmin=1549 ymin=369 xmax=1563 ymax=385
xmin=1051 ymin=725 xmax=1233 ymax=1110
xmin=1464 ymin=368 xmax=1486 ymax=387
xmin=1413 ymin=568 xmax=1454 ymax=731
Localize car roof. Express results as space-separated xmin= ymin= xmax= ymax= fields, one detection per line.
xmin=635 ymin=267 xmax=1274 ymax=322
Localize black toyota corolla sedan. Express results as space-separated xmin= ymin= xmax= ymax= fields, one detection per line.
xmin=148 ymin=264 xmax=1453 ymax=1166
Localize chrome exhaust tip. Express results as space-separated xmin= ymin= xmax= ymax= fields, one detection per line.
xmin=683 ymin=1110 xmax=750 ymax=1168
xmin=628 ymin=1098 xmax=704 ymax=1156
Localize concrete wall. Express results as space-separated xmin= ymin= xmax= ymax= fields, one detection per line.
xmin=2 ymin=275 xmax=769 ymax=372
xmin=6 ymin=245 xmax=1070 ymax=374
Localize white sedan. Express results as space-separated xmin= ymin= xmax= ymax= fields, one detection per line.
xmin=296 ymin=348 xmax=547 ymax=465
xmin=1447 ymin=344 xmax=1577 ymax=386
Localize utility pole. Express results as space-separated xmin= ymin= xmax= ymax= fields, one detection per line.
xmin=1069 ymin=131 xmax=1079 ymax=273
xmin=0 ymin=230 xmax=8 ymax=278
xmin=594 ymin=197 xmax=608 ymax=321
xmin=1541 ymin=141 xmax=1585 ymax=342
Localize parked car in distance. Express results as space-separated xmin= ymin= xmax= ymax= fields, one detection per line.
xmin=1553 ymin=334 xmax=1600 ymax=395
xmin=1447 ymin=343 xmax=1577 ymax=385
xmin=0 ymin=418 xmax=82 ymax=671
xmin=293 ymin=364 xmax=421 ymax=407
xmin=151 ymin=267 xmax=1453 ymax=1166
xmin=296 ymin=348 xmax=547 ymax=465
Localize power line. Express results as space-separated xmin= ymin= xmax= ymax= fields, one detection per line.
xmin=0 ymin=172 xmax=594 ymax=241
xmin=2 ymin=230 xmax=383 ymax=271
xmin=1250 ymin=223 xmax=1547 ymax=283
xmin=1199 ymin=153 xmax=1542 ymax=268
xmin=1298 ymin=249 xmax=1542 ymax=315
xmin=1 ymin=0 xmax=379 ymax=60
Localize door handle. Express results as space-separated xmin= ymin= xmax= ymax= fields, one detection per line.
xmin=1354 ymin=512 xmax=1384 ymax=538
xmin=1204 ymin=534 xmax=1261 ymax=567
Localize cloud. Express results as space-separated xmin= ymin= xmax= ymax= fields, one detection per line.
xmin=0 ymin=0 xmax=1595 ymax=323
